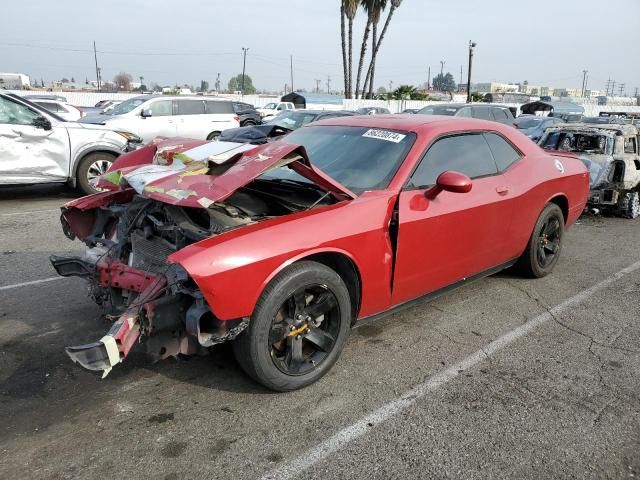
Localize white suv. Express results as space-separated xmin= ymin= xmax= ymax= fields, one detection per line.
xmin=0 ymin=93 xmax=141 ymax=194
xmin=79 ymin=95 xmax=240 ymax=142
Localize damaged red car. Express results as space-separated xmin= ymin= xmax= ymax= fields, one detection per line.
xmin=51 ymin=116 xmax=589 ymax=391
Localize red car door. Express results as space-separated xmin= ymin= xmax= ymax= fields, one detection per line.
xmin=391 ymin=132 xmax=517 ymax=306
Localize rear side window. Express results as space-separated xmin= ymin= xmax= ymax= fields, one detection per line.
xmin=206 ymin=101 xmax=234 ymax=114
xmin=484 ymin=133 xmax=522 ymax=171
xmin=472 ymin=106 xmax=492 ymax=121
xmin=624 ymin=137 xmax=637 ymax=154
xmin=176 ymin=100 xmax=204 ymax=115
xmin=35 ymin=101 xmax=59 ymax=112
xmin=492 ymin=108 xmax=510 ymax=123
xmin=408 ymin=133 xmax=498 ymax=188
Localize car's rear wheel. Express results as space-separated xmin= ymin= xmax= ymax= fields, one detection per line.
xmin=232 ymin=261 xmax=351 ymax=391
xmin=207 ymin=131 xmax=221 ymax=141
xmin=241 ymin=120 xmax=256 ymax=127
xmin=619 ymin=190 xmax=640 ymax=219
xmin=76 ymin=152 xmax=116 ymax=195
xmin=515 ymin=203 xmax=565 ymax=278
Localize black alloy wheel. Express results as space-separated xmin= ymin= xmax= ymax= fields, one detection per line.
xmin=269 ymin=285 xmax=340 ymax=375
xmin=233 ymin=261 xmax=352 ymax=391
xmin=536 ymin=216 xmax=562 ymax=268
xmin=515 ymin=203 xmax=565 ymax=278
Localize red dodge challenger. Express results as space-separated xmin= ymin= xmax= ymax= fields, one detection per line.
xmin=51 ymin=115 xmax=589 ymax=391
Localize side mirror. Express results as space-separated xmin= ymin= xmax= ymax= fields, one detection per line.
xmin=141 ymin=108 xmax=152 ymax=118
xmin=33 ymin=116 xmax=52 ymax=131
xmin=425 ymin=171 xmax=472 ymax=200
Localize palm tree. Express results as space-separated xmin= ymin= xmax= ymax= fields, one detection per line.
xmin=362 ymin=0 xmax=387 ymax=98
xmin=354 ymin=0 xmax=375 ymax=99
xmin=363 ymin=0 xmax=402 ymax=98
xmin=340 ymin=2 xmax=348 ymax=97
xmin=344 ymin=0 xmax=358 ymax=98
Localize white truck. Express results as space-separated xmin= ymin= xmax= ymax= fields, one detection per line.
xmin=256 ymin=102 xmax=295 ymax=122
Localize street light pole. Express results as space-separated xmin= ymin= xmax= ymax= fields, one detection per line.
xmin=241 ymin=47 xmax=249 ymax=96
xmin=466 ymin=41 xmax=476 ymax=103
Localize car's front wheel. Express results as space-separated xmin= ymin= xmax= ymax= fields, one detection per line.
xmin=233 ymin=261 xmax=352 ymax=391
xmin=515 ymin=203 xmax=565 ymax=278
xmin=207 ymin=131 xmax=221 ymax=141
xmin=76 ymin=152 xmax=116 ymax=195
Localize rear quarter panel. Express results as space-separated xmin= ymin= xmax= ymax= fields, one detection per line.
xmin=169 ymin=192 xmax=397 ymax=321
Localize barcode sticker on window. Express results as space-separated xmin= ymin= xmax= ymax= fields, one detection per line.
xmin=362 ymin=129 xmax=406 ymax=143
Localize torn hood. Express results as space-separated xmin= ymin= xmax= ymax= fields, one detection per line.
xmin=105 ymin=140 xmax=356 ymax=208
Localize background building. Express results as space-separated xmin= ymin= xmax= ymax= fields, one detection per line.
xmin=0 ymin=73 xmax=31 ymax=89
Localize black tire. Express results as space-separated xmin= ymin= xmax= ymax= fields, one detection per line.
xmin=232 ymin=261 xmax=352 ymax=391
xmin=619 ymin=190 xmax=640 ymax=219
xmin=206 ymin=131 xmax=221 ymax=141
xmin=76 ymin=152 xmax=116 ymax=195
xmin=515 ymin=203 xmax=565 ymax=278
xmin=241 ymin=120 xmax=257 ymax=127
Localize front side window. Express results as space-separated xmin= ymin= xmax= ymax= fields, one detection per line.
xmin=624 ymin=137 xmax=637 ymax=154
xmin=0 ymin=96 xmax=41 ymax=125
xmin=35 ymin=101 xmax=60 ymax=112
xmin=176 ymin=100 xmax=204 ymax=115
xmin=484 ymin=133 xmax=521 ymax=171
xmin=109 ymin=98 xmax=147 ymax=115
xmin=149 ymin=100 xmax=173 ymax=117
xmin=408 ymin=133 xmax=498 ymax=188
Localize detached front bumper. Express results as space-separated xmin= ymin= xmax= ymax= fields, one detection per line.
xmin=50 ymin=254 xmax=248 ymax=377
xmin=50 ymin=255 xmax=169 ymax=377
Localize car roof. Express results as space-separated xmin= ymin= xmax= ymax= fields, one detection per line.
xmin=546 ymin=122 xmax=638 ymax=135
xmin=311 ymin=114 xmax=510 ymax=132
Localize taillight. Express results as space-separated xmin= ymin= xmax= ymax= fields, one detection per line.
xmin=513 ymin=122 xmax=520 ymax=128
xmin=234 ymin=115 xmax=240 ymax=122
xmin=72 ymin=105 xmax=85 ymax=117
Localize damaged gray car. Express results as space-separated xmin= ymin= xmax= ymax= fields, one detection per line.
xmin=539 ymin=123 xmax=640 ymax=218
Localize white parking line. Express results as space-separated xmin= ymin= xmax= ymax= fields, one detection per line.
xmin=0 ymin=277 xmax=64 ymax=291
xmin=261 ymin=259 xmax=640 ymax=480
xmin=0 ymin=209 xmax=59 ymax=217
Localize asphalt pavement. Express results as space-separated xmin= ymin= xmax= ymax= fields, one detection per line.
xmin=0 ymin=185 xmax=639 ymax=480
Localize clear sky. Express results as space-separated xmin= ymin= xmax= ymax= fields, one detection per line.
xmin=2 ymin=0 xmax=639 ymax=94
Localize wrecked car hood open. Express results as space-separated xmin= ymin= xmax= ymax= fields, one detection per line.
xmin=102 ymin=140 xmax=356 ymax=208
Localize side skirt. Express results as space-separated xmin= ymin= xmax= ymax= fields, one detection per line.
xmin=354 ymin=259 xmax=517 ymax=329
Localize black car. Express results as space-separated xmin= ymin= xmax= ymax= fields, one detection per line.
xmin=416 ymin=103 xmax=515 ymax=126
xmin=233 ymin=102 xmax=261 ymax=126
xmin=219 ymin=109 xmax=356 ymax=144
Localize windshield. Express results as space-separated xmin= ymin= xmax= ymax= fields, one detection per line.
xmin=263 ymin=103 xmax=277 ymax=109
xmin=516 ymin=117 xmax=544 ymax=129
xmin=260 ymin=125 xmax=416 ymax=194
xmin=108 ymin=98 xmax=147 ymax=115
xmin=418 ymin=105 xmax=460 ymax=116
xmin=266 ymin=111 xmax=319 ymax=130
xmin=541 ymin=131 xmax=613 ymax=155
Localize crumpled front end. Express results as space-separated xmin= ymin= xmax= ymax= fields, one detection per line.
xmin=50 ymin=190 xmax=250 ymax=377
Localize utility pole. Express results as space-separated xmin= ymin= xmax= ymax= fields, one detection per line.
xmin=290 ymin=55 xmax=294 ymax=93
xmin=389 ymin=80 xmax=393 ymax=92
xmin=581 ymin=70 xmax=588 ymax=97
xmin=466 ymin=41 xmax=476 ymax=103
xmin=619 ymin=84 xmax=626 ymax=97
xmin=427 ymin=66 xmax=431 ymax=90
xmin=460 ymin=65 xmax=463 ymax=91
xmin=93 ymin=40 xmax=100 ymax=91
xmin=634 ymin=87 xmax=639 ymax=98
xmin=611 ymin=81 xmax=616 ymax=96
xmin=326 ymin=75 xmax=331 ymax=94
xmin=241 ymin=47 xmax=249 ymax=95
xmin=215 ymin=73 xmax=221 ymax=93
xmin=605 ymin=79 xmax=611 ymax=96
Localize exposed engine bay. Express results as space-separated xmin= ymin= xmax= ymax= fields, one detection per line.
xmin=50 ymin=177 xmax=336 ymax=377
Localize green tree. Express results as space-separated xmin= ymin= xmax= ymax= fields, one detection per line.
xmin=432 ymin=72 xmax=456 ymax=92
xmin=470 ymin=92 xmax=484 ymax=102
xmin=199 ymin=80 xmax=210 ymax=92
xmin=228 ymin=74 xmax=256 ymax=94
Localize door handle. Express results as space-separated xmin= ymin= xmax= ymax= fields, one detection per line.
xmin=496 ymin=186 xmax=509 ymax=195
